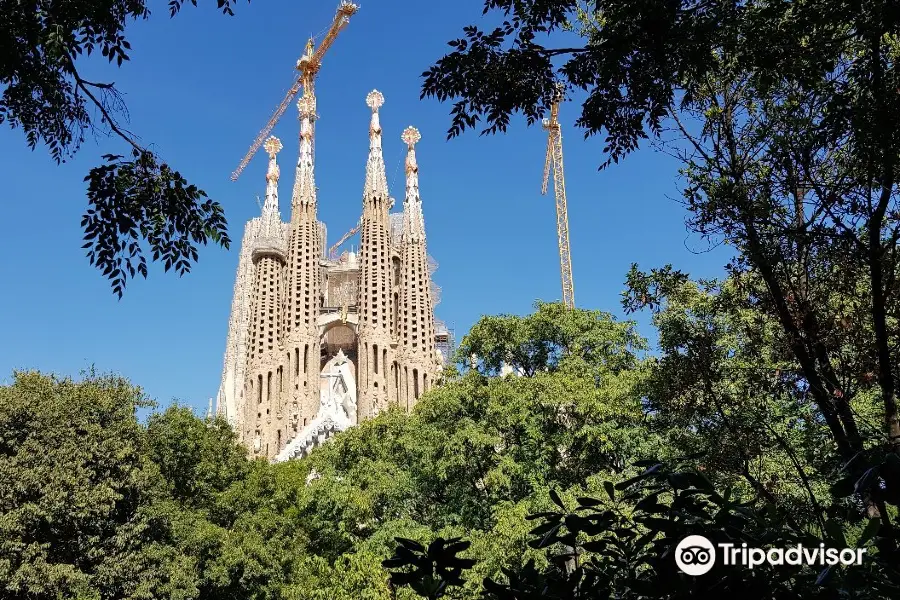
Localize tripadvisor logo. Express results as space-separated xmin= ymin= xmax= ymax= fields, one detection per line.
xmin=674 ymin=535 xmax=867 ymax=576
xmin=675 ymin=535 xmax=716 ymax=575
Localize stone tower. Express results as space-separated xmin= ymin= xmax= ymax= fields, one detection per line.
xmin=284 ymin=95 xmax=323 ymax=436
xmin=397 ymin=126 xmax=443 ymax=409
xmin=216 ymin=89 xmax=449 ymax=462
xmin=244 ymin=137 xmax=289 ymax=457
xmin=356 ymin=91 xmax=395 ymax=420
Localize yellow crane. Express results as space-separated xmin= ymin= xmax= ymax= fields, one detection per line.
xmin=328 ymin=197 xmax=395 ymax=260
xmin=230 ymin=1 xmax=359 ymax=181
xmin=328 ymin=218 xmax=361 ymax=260
xmin=541 ymin=86 xmax=575 ymax=308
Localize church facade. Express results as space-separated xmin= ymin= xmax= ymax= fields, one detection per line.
xmin=215 ymin=90 xmax=447 ymax=462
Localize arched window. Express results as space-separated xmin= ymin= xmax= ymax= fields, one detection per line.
xmin=393 ymin=292 xmax=399 ymax=335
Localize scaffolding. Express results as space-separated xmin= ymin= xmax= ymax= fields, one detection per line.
xmin=434 ymin=318 xmax=456 ymax=366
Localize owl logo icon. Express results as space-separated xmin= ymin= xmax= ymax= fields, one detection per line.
xmin=675 ymin=535 xmax=716 ymax=575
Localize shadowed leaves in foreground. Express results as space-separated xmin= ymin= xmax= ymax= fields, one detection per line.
xmin=384 ymin=537 xmax=476 ymax=599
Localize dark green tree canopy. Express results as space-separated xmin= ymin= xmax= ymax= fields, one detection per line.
xmin=423 ymin=0 xmax=900 ymax=171
xmin=0 ymin=0 xmax=249 ymax=296
xmin=5 ymin=296 xmax=900 ymax=598
xmin=425 ymin=0 xmax=900 ymax=531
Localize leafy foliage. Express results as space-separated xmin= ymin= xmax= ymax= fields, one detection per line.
xmin=83 ymin=151 xmax=230 ymax=298
xmin=145 ymin=404 xmax=249 ymax=508
xmin=389 ymin=461 xmax=900 ymax=598
xmin=383 ymin=537 xmax=476 ymax=599
xmin=456 ymin=300 xmax=646 ymax=377
xmin=0 ymin=305 xmax=666 ymax=599
xmin=6 ymin=295 xmax=900 ymax=598
xmin=0 ymin=0 xmax=247 ymax=295
xmin=0 ymin=371 xmax=166 ymax=599
xmin=421 ymin=0 xmax=706 ymax=166
xmin=426 ymin=0 xmax=900 ymax=543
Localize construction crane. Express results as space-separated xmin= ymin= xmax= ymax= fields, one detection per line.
xmin=328 ymin=218 xmax=361 ymax=260
xmin=541 ymin=85 xmax=575 ymax=309
xmin=230 ymin=1 xmax=359 ymax=181
xmin=327 ymin=197 xmax=396 ymax=260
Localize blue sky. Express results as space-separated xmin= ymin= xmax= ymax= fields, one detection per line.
xmin=0 ymin=0 xmax=730 ymax=412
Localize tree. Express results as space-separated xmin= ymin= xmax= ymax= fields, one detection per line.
xmin=1 ymin=1 xmax=250 ymax=297
xmin=386 ymin=460 xmax=900 ymax=599
xmin=0 ymin=370 xmax=299 ymax=600
xmin=0 ymin=370 xmax=175 ymax=599
xmin=623 ymin=267 xmax=891 ymax=535
xmin=276 ymin=304 xmax=661 ymax=598
xmin=457 ymin=301 xmax=645 ymax=378
xmin=145 ymin=405 xmax=250 ymax=510
xmin=383 ymin=538 xmax=476 ymax=600
xmin=422 ymin=0 xmax=900 ymax=525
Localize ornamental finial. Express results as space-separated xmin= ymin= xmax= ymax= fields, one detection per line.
xmin=264 ymin=136 xmax=281 ymax=185
xmin=264 ymin=136 xmax=283 ymax=157
xmin=292 ymin=91 xmax=317 ymax=207
xmin=298 ymin=95 xmax=316 ymax=119
xmin=402 ymin=126 xmax=421 ymax=147
xmin=366 ymin=90 xmax=384 ymax=112
xmin=363 ymin=90 xmax=387 ymax=197
xmin=402 ymin=125 xmax=424 ymax=242
xmin=262 ymin=134 xmax=282 ymax=219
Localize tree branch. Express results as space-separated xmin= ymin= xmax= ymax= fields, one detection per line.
xmin=64 ymin=53 xmax=143 ymax=153
xmin=538 ymin=47 xmax=589 ymax=56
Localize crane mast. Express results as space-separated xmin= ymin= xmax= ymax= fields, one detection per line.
xmin=230 ymin=1 xmax=358 ymax=181
xmin=541 ymin=88 xmax=575 ymax=309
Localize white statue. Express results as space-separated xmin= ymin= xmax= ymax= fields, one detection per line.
xmin=318 ymin=349 xmax=357 ymax=426
xmin=275 ymin=350 xmax=358 ymax=463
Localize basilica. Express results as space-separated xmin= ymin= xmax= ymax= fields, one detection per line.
xmin=215 ymin=90 xmax=448 ymax=462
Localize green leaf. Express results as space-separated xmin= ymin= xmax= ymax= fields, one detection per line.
xmin=603 ymin=481 xmax=615 ymax=501
xmin=824 ymin=519 xmax=847 ymax=548
xmin=549 ymin=488 xmax=565 ymax=509
xmin=829 ymin=476 xmax=855 ymax=498
xmin=854 ymin=467 xmax=880 ymax=494
xmin=857 ymin=518 xmax=881 ymax=547
xmin=577 ymin=497 xmax=603 ymax=507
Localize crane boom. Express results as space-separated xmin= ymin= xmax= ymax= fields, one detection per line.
xmin=328 ymin=219 xmax=362 ymax=259
xmin=230 ymin=2 xmax=358 ymax=182
xmin=231 ymin=79 xmax=303 ymax=181
xmin=309 ymin=1 xmax=357 ymax=68
xmin=541 ymin=90 xmax=575 ymax=308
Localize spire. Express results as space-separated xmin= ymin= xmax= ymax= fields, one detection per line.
xmin=401 ymin=126 xmax=425 ymax=243
xmin=363 ymin=90 xmax=389 ymax=200
xmin=257 ymin=136 xmax=284 ymax=246
xmin=262 ymin=136 xmax=282 ymax=217
xmin=291 ymin=95 xmax=317 ymax=209
xmin=284 ymin=87 xmax=322 ymax=428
